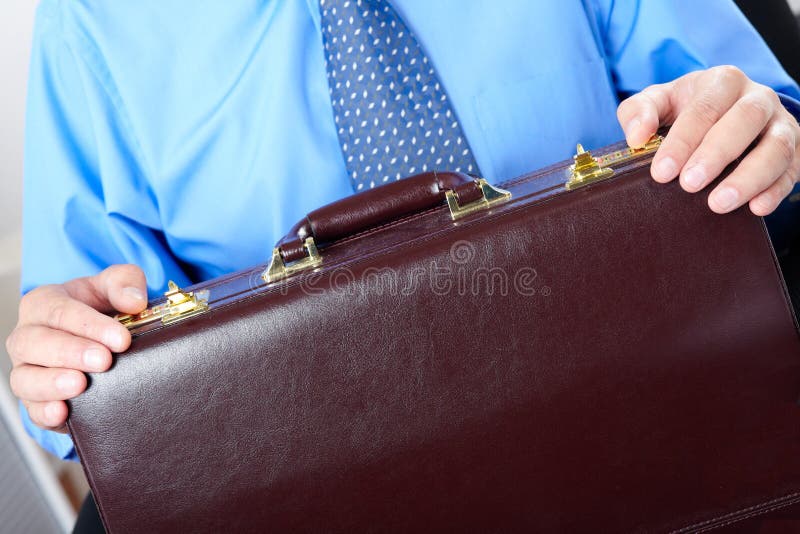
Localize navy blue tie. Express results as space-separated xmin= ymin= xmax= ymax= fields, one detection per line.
xmin=319 ymin=0 xmax=481 ymax=191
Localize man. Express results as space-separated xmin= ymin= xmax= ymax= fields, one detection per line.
xmin=6 ymin=0 xmax=800 ymax=467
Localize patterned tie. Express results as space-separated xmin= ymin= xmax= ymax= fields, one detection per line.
xmin=319 ymin=0 xmax=481 ymax=191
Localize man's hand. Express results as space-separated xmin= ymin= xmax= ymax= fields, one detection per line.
xmin=617 ymin=66 xmax=800 ymax=216
xmin=5 ymin=265 xmax=147 ymax=433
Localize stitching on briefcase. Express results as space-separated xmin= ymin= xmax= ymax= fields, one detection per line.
xmin=672 ymin=492 xmax=800 ymax=533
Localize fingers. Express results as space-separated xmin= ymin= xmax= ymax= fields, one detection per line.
xmin=63 ymin=264 xmax=148 ymax=315
xmin=748 ymin=142 xmax=800 ymax=216
xmin=23 ymin=401 xmax=69 ymax=433
xmin=5 ymin=264 xmax=147 ymax=433
xmin=651 ymin=67 xmax=745 ymax=183
xmin=679 ymin=86 xmax=777 ymax=193
xmin=19 ymin=287 xmax=132 ymax=353
xmin=617 ymin=84 xmax=673 ymax=148
xmin=749 ymin=169 xmax=798 ymax=216
xmin=10 ymin=364 xmax=87 ymax=402
xmin=620 ymin=66 xmax=799 ymax=216
xmin=708 ymin=118 xmax=798 ymax=214
xmin=6 ymin=325 xmax=112 ymax=372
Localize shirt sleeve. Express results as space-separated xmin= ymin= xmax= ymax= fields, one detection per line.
xmin=589 ymin=0 xmax=800 ymax=100
xmin=21 ymin=3 xmax=191 ymax=461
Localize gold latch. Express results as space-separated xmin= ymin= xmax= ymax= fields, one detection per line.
xmin=116 ymin=281 xmax=209 ymax=330
xmin=566 ymin=135 xmax=663 ymax=191
xmin=261 ymin=236 xmax=323 ymax=284
xmin=565 ymin=144 xmax=614 ymax=191
xmin=446 ymin=178 xmax=512 ymax=220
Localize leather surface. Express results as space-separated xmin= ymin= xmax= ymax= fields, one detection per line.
xmin=68 ymin=145 xmax=800 ymax=533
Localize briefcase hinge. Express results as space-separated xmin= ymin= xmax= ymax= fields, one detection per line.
xmin=566 ymin=135 xmax=663 ymax=191
xmin=446 ymin=178 xmax=512 ymax=220
xmin=262 ymin=237 xmax=323 ymax=284
xmin=116 ymin=281 xmax=210 ymax=330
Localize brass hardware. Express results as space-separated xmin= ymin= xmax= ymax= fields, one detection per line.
xmin=594 ymin=134 xmax=663 ymax=167
xmin=446 ymin=178 xmax=512 ymax=220
xmin=566 ymin=134 xmax=663 ymax=191
xmin=261 ymin=237 xmax=322 ymax=283
xmin=116 ymin=281 xmax=209 ymax=330
xmin=565 ymin=144 xmax=614 ymax=191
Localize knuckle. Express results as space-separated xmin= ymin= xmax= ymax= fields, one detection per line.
xmin=5 ymin=329 xmax=22 ymax=360
xmin=46 ymin=301 xmax=69 ymax=331
xmin=19 ymin=285 xmax=56 ymax=321
xmin=691 ymin=94 xmax=722 ymax=126
xmin=779 ymin=172 xmax=795 ymax=194
xmin=717 ymin=65 xmax=744 ymax=81
xmin=17 ymin=290 xmax=38 ymax=320
xmin=770 ymin=125 xmax=796 ymax=163
xmin=737 ymin=94 xmax=772 ymax=125
xmin=8 ymin=368 xmax=23 ymax=398
xmin=5 ymin=330 xmax=15 ymax=357
xmin=760 ymin=84 xmax=781 ymax=107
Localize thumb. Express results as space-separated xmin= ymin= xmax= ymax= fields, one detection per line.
xmin=617 ymin=83 xmax=676 ymax=149
xmin=64 ymin=264 xmax=148 ymax=315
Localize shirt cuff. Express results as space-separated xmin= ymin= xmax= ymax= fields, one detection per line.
xmin=780 ymin=93 xmax=800 ymax=122
xmin=19 ymin=400 xmax=78 ymax=461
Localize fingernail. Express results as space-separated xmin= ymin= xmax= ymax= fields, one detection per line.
xmin=55 ymin=373 xmax=80 ymax=394
xmin=103 ymin=329 xmax=124 ymax=351
xmin=122 ymin=286 xmax=145 ymax=302
xmin=83 ymin=347 xmax=107 ymax=371
xmin=683 ymin=166 xmax=707 ymax=190
xmin=711 ymin=187 xmax=740 ymax=212
xmin=653 ymin=157 xmax=678 ymax=181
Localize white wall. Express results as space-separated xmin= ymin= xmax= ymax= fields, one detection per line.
xmin=0 ymin=1 xmax=87 ymax=525
xmin=0 ymin=1 xmax=34 ymax=375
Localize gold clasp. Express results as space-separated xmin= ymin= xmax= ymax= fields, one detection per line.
xmin=565 ymin=144 xmax=614 ymax=191
xmin=116 ymin=281 xmax=209 ymax=330
xmin=446 ymin=178 xmax=512 ymax=220
xmin=566 ymin=135 xmax=663 ymax=191
xmin=261 ymin=237 xmax=322 ymax=283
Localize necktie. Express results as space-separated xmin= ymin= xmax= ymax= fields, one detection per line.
xmin=319 ymin=0 xmax=481 ymax=191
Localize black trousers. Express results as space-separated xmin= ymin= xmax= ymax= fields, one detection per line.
xmin=73 ymin=493 xmax=105 ymax=534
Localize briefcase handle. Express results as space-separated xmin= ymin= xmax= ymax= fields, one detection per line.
xmin=262 ymin=171 xmax=511 ymax=282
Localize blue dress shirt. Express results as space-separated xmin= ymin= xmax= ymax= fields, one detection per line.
xmin=21 ymin=0 xmax=800 ymax=460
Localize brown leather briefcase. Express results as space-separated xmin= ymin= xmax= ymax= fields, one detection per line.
xmin=68 ymin=135 xmax=800 ymax=533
